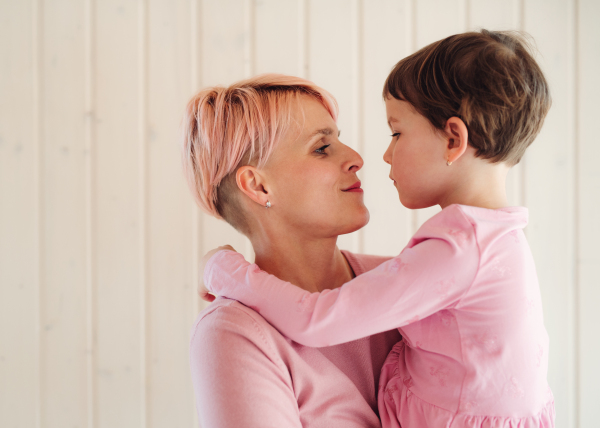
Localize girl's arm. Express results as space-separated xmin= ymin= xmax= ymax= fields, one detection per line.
xmin=205 ymin=233 xmax=479 ymax=347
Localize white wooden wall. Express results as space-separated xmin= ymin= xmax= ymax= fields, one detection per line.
xmin=1 ymin=0 xmax=598 ymax=427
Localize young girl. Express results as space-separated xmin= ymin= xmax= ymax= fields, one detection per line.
xmin=202 ymin=30 xmax=555 ymax=427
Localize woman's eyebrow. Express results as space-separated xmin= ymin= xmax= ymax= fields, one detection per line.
xmin=306 ymin=127 xmax=336 ymax=144
xmin=310 ymin=128 xmax=334 ymax=138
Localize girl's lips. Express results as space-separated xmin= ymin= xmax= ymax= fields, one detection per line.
xmin=343 ymin=181 xmax=363 ymax=192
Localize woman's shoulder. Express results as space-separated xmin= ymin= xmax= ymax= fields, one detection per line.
xmin=191 ymin=298 xmax=280 ymax=346
xmin=190 ymin=298 xmax=291 ymax=372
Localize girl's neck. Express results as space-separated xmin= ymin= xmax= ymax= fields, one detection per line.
xmin=249 ymin=231 xmax=354 ymax=293
xmin=439 ymin=160 xmax=510 ymax=210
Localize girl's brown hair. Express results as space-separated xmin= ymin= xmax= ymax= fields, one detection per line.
xmin=384 ymin=29 xmax=551 ymax=165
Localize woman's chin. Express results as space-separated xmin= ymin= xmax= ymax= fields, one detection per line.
xmin=337 ymin=209 xmax=370 ymax=236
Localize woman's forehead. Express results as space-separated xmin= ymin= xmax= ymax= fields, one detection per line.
xmin=291 ymin=97 xmax=337 ymax=138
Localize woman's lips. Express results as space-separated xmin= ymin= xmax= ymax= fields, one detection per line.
xmin=343 ymin=181 xmax=363 ymax=193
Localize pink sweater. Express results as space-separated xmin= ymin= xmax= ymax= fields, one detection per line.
xmin=205 ymin=204 xmax=555 ymax=427
xmin=190 ymin=251 xmax=401 ymax=428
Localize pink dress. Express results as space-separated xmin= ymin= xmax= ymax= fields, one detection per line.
xmin=190 ymin=252 xmax=401 ymax=428
xmin=205 ymin=204 xmax=555 ymax=427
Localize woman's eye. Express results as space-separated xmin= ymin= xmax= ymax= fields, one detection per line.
xmin=314 ymin=144 xmax=330 ymax=154
xmin=391 ymin=132 xmax=400 ymax=138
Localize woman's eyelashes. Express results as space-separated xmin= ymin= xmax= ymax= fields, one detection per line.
xmin=314 ymin=144 xmax=331 ymax=155
xmin=391 ymin=132 xmax=401 ymax=139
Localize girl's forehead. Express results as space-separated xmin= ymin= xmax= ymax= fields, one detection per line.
xmin=386 ymin=99 xmax=419 ymax=123
xmin=386 ymin=105 xmax=404 ymax=128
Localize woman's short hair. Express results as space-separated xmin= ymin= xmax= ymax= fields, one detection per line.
xmin=181 ymin=74 xmax=338 ymax=234
xmin=384 ymin=29 xmax=551 ymax=165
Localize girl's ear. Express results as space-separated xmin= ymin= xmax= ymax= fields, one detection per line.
xmin=444 ymin=117 xmax=469 ymax=164
xmin=236 ymin=166 xmax=270 ymax=207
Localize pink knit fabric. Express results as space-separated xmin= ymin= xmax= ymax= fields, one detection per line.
xmin=205 ymin=204 xmax=555 ymax=427
xmin=190 ymin=252 xmax=401 ymax=428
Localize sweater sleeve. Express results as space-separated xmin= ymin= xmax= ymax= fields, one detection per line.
xmin=204 ymin=209 xmax=479 ymax=347
xmin=190 ymin=305 xmax=303 ymax=428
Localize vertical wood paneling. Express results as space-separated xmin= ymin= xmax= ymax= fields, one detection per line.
xmin=415 ymin=0 xmax=465 ymax=49
xmin=0 ymin=1 xmax=37 ymax=427
xmin=523 ymin=1 xmax=577 ymax=426
xmin=39 ymin=0 xmax=89 ymax=426
xmin=362 ymin=0 xmax=413 ymax=256
xmin=254 ymin=0 xmax=300 ymax=76
xmin=468 ymin=0 xmax=518 ymax=29
xmin=146 ymin=0 xmax=195 ymax=426
xmin=94 ymin=0 xmax=143 ymax=426
xmin=577 ymin=0 xmax=600 ymax=425
xmin=298 ymin=0 xmax=309 ymax=78
xmin=33 ymin=2 xmax=42 ymax=426
xmin=243 ymin=0 xmax=255 ymax=78
xmin=83 ymin=0 xmax=95 ymax=426
xmin=137 ymin=0 xmax=149 ymax=426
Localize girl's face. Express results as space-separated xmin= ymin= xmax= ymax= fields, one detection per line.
xmin=383 ymin=97 xmax=450 ymax=209
xmin=262 ymin=96 xmax=369 ymax=238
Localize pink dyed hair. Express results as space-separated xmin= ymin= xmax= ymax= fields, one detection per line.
xmin=181 ymin=73 xmax=338 ymax=224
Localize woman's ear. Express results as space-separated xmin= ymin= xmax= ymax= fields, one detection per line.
xmin=236 ymin=166 xmax=270 ymax=208
xmin=444 ymin=117 xmax=469 ymax=164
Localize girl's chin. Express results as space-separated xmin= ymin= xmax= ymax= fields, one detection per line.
xmin=400 ymin=197 xmax=437 ymax=210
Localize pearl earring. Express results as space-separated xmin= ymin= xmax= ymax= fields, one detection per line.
xmin=265 ymin=200 xmax=271 ymax=208
xmin=447 ymin=160 xmax=452 ymax=166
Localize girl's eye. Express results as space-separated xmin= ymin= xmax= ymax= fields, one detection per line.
xmin=314 ymin=144 xmax=330 ymax=155
xmin=391 ymin=132 xmax=400 ymax=139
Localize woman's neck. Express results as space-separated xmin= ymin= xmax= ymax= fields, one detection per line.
xmin=250 ymin=232 xmax=354 ymax=293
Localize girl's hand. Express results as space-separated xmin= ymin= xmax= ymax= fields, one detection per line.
xmin=198 ymin=245 xmax=237 ymax=302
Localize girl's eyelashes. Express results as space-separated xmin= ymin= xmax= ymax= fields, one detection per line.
xmin=314 ymin=144 xmax=330 ymax=155
xmin=391 ymin=132 xmax=401 ymax=138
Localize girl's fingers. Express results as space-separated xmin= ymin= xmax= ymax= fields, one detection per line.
xmin=199 ymin=286 xmax=216 ymax=302
xmin=198 ymin=245 xmax=237 ymax=300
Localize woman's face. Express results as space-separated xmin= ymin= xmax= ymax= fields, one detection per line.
xmin=262 ymin=95 xmax=369 ymax=238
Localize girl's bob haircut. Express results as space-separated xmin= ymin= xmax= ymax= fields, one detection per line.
xmin=181 ymin=74 xmax=338 ymax=234
xmin=384 ymin=29 xmax=551 ymax=166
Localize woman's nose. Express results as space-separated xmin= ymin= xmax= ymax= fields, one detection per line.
xmin=343 ymin=146 xmax=364 ymax=172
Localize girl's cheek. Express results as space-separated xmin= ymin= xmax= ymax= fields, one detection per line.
xmin=391 ymin=153 xmax=404 ymax=174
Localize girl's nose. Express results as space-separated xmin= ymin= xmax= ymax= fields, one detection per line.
xmin=383 ymin=140 xmax=393 ymax=165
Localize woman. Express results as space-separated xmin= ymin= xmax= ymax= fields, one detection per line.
xmin=182 ymin=74 xmax=399 ymax=427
